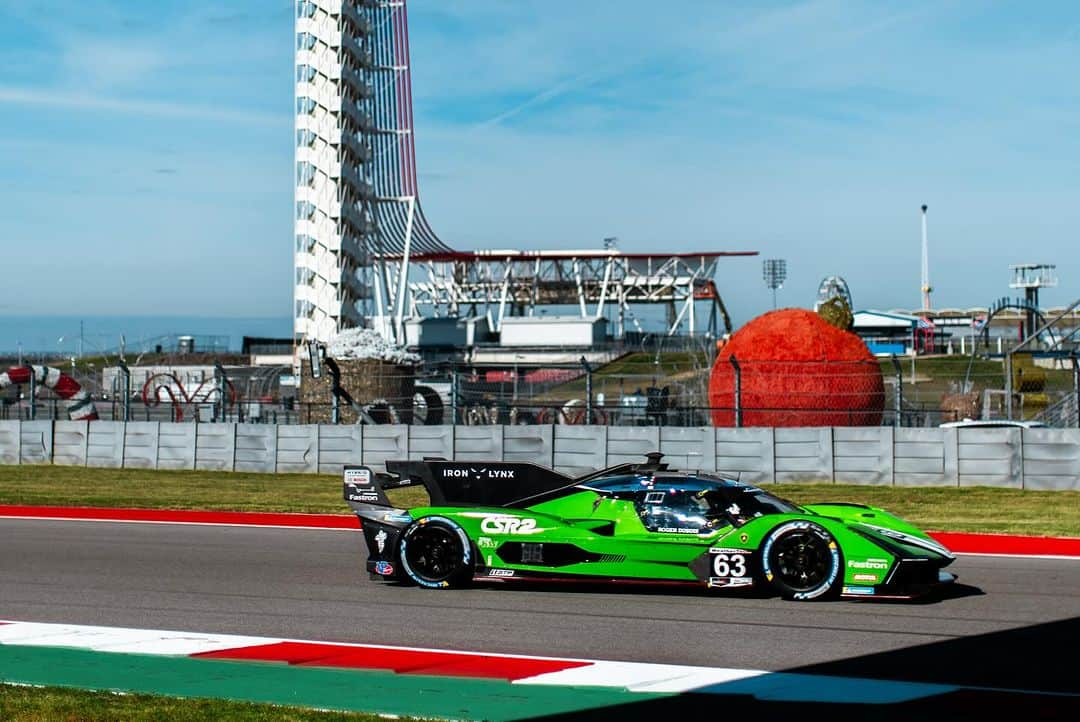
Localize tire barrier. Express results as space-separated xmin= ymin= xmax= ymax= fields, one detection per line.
xmin=0 ymin=365 xmax=99 ymax=421
xmin=412 ymin=385 xmax=444 ymax=425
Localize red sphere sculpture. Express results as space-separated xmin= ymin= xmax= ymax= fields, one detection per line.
xmin=708 ymin=309 xmax=884 ymax=427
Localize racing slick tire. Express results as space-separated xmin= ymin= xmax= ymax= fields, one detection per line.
xmin=398 ymin=516 xmax=474 ymax=589
xmin=761 ymin=521 xmax=843 ymax=601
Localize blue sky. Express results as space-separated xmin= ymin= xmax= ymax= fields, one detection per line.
xmin=2 ymin=0 xmax=1078 ymax=327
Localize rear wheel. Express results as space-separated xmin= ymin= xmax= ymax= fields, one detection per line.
xmin=399 ymin=517 xmax=474 ymax=588
xmin=761 ymin=521 xmax=842 ymax=601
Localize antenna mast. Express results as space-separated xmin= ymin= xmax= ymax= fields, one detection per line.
xmin=920 ymin=204 xmax=932 ymax=311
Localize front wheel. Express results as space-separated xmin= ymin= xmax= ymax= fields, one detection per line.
xmin=398 ymin=517 xmax=474 ymax=589
xmin=761 ymin=521 xmax=842 ymax=601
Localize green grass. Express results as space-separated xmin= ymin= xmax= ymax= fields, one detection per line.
xmin=0 ymin=684 xmax=426 ymax=722
xmin=1 ymin=464 xmax=1077 ymax=537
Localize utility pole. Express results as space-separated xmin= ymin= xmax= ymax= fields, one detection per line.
xmin=920 ymin=205 xmax=932 ymax=311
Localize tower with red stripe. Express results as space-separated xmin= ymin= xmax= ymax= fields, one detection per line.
xmin=294 ymin=0 xmax=453 ymax=347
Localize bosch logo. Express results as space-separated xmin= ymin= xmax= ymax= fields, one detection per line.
xmin=480 ymin=516 xmax=538 ymax=535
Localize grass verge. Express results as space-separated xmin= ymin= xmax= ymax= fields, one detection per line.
xmin=0 ymin=464 xmax=1077 ymax=537
xmin=0 ymin=683 xmax=425 ymax=722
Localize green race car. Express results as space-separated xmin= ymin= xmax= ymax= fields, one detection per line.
xmin=344 ymin=453 xmax=956 ymax=601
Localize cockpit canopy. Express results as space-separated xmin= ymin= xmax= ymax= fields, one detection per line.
xmin=580 ymin=473 xmax=803 ymax=533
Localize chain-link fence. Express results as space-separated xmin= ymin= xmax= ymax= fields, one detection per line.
xmin=3 ymin=352 xmax=1079 ymax=427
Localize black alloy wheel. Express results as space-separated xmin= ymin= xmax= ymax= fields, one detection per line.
xmin=400 ymin=519 xmax=472 ymax=588
xmin=765 ymin=524 xmax=842 ymax=600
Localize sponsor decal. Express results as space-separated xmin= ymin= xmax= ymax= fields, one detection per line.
xmin=374 ymin=561 xmax=395 ymax=576
xmin=853 ymin=574 xmax=878 ymax=582
xmin=346 ymin=490 xmax=382 ymax=504
xmin=344 ymin=468 xmax=372 ymax=485
xmin=383 ymin=513 xmax=412 ymax=523
xmin=479 ymin=515 xmax=540 ymax=535
xmin=657 ymin=527 xmax=701 ymax=534
xmin=487 ymin=569 xmax=515 ymax=577
xmin=477 ymin=536 xmax=499 ymax=549
xmin=848 ymin=559 xmax=890 ymax=570
xmin=442 ymin=467 xmax=516 ymax=481
xmin=708 ymin=576 xmax=753 ymax=589
xmin=374 ymin=529 xmax=387 ymax=554
xmin=842 ymin=586 xmax=875 ymax=595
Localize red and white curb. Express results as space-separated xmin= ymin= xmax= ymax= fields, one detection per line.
xmin=0 ymin=620 xmax=765 ymax=693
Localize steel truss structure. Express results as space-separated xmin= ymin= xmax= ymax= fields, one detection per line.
xmin=295 ymin=0 xmax=754 ymax=345
xmin=404 ymin=250 xmax=754 ymax=337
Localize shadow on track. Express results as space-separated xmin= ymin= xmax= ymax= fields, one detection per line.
xmin=523 ymin=617 xmax=1080 ymax=722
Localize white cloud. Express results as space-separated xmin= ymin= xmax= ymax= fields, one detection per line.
xmin=0 ymin=86 xmax=285 ymax=125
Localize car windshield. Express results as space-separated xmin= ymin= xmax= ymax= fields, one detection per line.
xmin=727 ymin=487 xmax=803 ymax=519
xmin=634 ymin=482 xmax=803 ymax=532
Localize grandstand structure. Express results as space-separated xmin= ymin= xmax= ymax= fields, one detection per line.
xmin=294 ymin=0 xmax=754 ymax=347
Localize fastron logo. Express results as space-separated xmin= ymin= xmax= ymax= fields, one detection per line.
xmin=480 ymin=516 xmax=538 ymax=535
xmin=848 ymin=559 xmax=889 ymax=570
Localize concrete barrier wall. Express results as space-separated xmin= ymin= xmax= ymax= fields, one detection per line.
xmin=19 ymin=421 xmax=52 ymax=465
xmin=0 ymin=421 xmax=1077 ymax=490
xmin=0 ymin=420 xmax=20 ymax=465
xmin=87 ymin=421 xmax=125 ymax=469
xmin=158 ymin=423 xmax=196 ymax=470
xmin=53 ymin=421 xmax=89 ymax=467
xmin=123 ymin=422 xmax=160 ymax=470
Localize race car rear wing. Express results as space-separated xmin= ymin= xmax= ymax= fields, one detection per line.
xmin=344 ymin=453 xmax=674 ymax=512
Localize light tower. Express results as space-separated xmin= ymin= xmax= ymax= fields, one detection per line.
xmin=920 ymin=204 xmax=932 ymax=311
xmin=763 ymin=259 xmax=787 ymax=310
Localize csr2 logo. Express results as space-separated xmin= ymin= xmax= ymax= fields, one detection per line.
xmin=480 ymin=516 xmax=538 ymax=535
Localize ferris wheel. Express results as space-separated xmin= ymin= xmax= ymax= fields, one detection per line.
xmin=814 ymin=276 xmax=853 ymax=312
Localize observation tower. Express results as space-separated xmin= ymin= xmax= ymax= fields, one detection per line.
xmin=294 ymin=1 xmax=755 ymax=347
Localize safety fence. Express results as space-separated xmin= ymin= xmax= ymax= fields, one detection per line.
xmin=1 ymin=420 xmax=1077 ymax=489
xmin=4 ymin=355 xmax=1077 ymax=429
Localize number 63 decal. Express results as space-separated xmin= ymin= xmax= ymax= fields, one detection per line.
xmin=712 ymin=553 xmax=747 ymax=577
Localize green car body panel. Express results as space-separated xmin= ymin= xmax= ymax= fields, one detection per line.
xmin=345 ymin=455 xmax=955 ymax=601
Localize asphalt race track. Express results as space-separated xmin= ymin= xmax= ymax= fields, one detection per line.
xmin=2 ymin=518 xmax=1079 ymax=715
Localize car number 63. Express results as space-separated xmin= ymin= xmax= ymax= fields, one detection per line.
xmin=712 ymin=553 xmax=747 ymax=577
